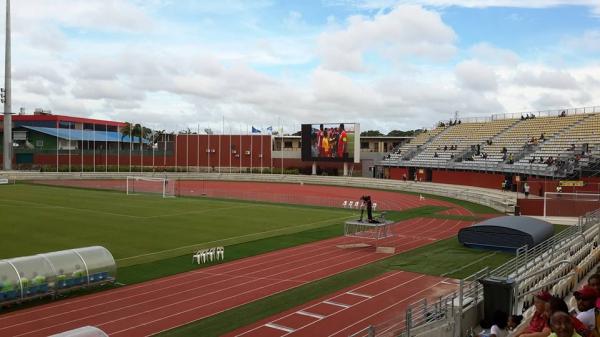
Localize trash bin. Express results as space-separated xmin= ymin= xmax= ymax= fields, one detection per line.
xmin=479 ymin=277 xmax=516 ymax=324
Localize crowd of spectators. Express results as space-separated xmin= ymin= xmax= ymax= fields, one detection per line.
xmin=482 ymin=273 xmax=600 ymax=337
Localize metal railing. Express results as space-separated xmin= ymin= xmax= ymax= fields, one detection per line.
xmin=438 ymin=105 xmax=600 ymax=126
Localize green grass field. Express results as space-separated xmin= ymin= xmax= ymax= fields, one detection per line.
xmin=0 ymin=181 xmax=520 ymax=335
xmin=0 ymin=184 xmax=355 ymax=265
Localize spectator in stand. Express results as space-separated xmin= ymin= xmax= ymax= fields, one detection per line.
xmin=524 ymin=183 xmax=530 ymax=198
xmin=489 ymin=310 xmax=509 ymax=337
xmin=586 ymin=274 xmax=600 ymax=309
xmin=444 ymin=145 xmax=448 ymax=151
xmin=540 ymin=156 xmax=545 ymax=163
xmin=548 ymin=312 xmax=581 ymax=337
xmin=508 ymin=315 xmax=524 ymax=333
xmin=521 ymin=115 xmax=526 ymax=120
xmin=540 ymin=133 xmax=545 ymax=141
xmin=547 ymin=296 xmax=590 ymax=337
xmin=516 ymin=291 xmax=552 ymax=337
xmin=509 ymin=153 xmax=514 ymax=164
xmin=502 ymin=147 xmax=508 ymax=154
xmin=574 ymin=286 xmax=599 ymax=331
xmin=434 ymin=152 xmax=439 ymax=158
xmin=560 ymin=110 xmax=567 ymax=117
xmin=531 ymin=114 xmax=536 ymax=119
xmin=501 ymin=180 xmax=507 ymax=191
xmin=556 ymin=185 xmax=562 ymax=193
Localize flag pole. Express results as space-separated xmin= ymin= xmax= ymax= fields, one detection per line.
xmin=81 ymin=124 xmax=83 ymax=172
xmin=140 ymin=122 xmax=143 ymax=173
xmin=197 ymin=123 xmax=200 ymax=173
xmin=56 ymin=120 xmax=58 ymax=172
xmin=105 ymin=122 xmax=108 ymax=172
xmin=68 ymin=123 xmax=71 ymax=172
xmin=129 ymin=122 xmax=132 ymax=172
xmin=93 ymin=122 xmax=96 ymax=172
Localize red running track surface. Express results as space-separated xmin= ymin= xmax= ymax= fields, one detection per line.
xmin=31 ymin=179 xmax=475 ymax=216
xmin=0 ymin=217 xmax=472 ymax=337
xmin=226 ymin=271 xmax=458 ymax=337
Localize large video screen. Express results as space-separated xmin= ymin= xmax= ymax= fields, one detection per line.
xmin=301 ymin=123 xmax=360 ymax=163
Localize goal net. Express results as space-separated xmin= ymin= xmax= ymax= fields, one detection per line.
xmin=544 ymin=192 xmax=600 ymax=217
xmin=126 ymin=176 xmax=176 ymax=198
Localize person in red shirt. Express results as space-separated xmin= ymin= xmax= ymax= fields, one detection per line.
xmin=516 ymin=291 xmax=551 ymax=337
xmin=586 ymin=274 xmax=600 ymax=309
xmin=337 ymin=123 xmax=348 ymax=159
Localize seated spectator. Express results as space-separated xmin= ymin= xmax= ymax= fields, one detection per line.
xmin=502 ymin=147 xmax=508 ymax=154
xmin=458 ymin=120 xmax=462 ymax=124
xmin=502 ymin=153 xmax=508 ymax=161
xmin=548 ymin=312 xmax=581 ymax=337
xmin=560 ymin=110 xmax=566 ymax=117
xmin=540 ymin=133 xmax=545 ymax=141
xmin=521 ymin=115 xmax=526 ymax=120
xmin=508 ymin=153 xmax=514 ymax=164
xmin=574 ymin=286 xmax=598 ymax=331
xmin=444 ymin=145 xmax=448 ymax=151
xmin=556 ymin=185 xmax=562 ymax=193
xmin=450 ymin=154 xmax=455 ymax=159
xmin=508 ymin=315 xmax=524 ymax=332
xmin=489 ymin=310 xmax=509 ymax=337
xmin=434 ymin=152 xmax=439 ymax=158
xmin=516 ymin=291 xmax=551 ymax=336
xmin=540 ymin=156 xmax=545 ymax=163
xmin=585 ymin=274 xmax=600 ymax=309
xmin=548 ymin=296 xmax=590 ymax=337
xmin=526 ymin=113 xmax=530 ymax=119
xmin=531 ymin=114 xmax=536 ymax=119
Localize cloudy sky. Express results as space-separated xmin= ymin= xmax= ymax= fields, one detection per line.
xmin=2 ymin=0 xmax=600 ymax=133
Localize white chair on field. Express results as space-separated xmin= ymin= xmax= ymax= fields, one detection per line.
xmin=193 ymin=249 xmax=208 ymax=264
xmin=372 ymin=203 xmax=377 ymax=211
xmin=207 ymin=247 xmax=216 ymax=262
xmin=354 ymin=201 xmax=360 ymax=209
xmin=342 ymin=200 xmax=348 ymax=208
xmin=216 ymin=246 xmax=225 ymax=260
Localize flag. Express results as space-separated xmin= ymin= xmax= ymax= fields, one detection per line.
xmin=252 ymin=126 xmax=261 ymax=134
xmin=266 ymin=126 xmax=273 ymax=134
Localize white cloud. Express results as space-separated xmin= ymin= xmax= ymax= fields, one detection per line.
xmin=469 ymin=43 xmax=519 ymax=66
xmin=455 ymin=60 xmax=498 ymax=92
xmin=317 ymin=5 xmax=457 ymax=72
xmin=513 ymin=69 xmax=579 ymax=90
xmin=327 ymin=0 xmax=600 ymax=14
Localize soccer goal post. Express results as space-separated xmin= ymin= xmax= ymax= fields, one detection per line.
xmin=544 ymin=192 xmax=600 ymax=217
xmin=126 ymin=176 xmax=176 ymax=198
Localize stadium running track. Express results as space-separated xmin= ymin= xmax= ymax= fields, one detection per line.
xmin=31 ymin=179 xmax=476 ymax=216
xmin=0 ymin=180 xmax=484 ymax=336
xmin=226 ymin=271 xmax=458 ymax=337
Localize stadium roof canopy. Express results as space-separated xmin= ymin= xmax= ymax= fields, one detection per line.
xmin=21 ymin=126 xmax=150 ymax=144
xmin=458 ymin=216 xmax=553 ymax=252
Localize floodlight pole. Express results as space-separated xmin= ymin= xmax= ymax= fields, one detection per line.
xmin=2 ymin=0 xmax=12 ymax=170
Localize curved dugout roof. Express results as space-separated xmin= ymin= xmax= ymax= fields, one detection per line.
xmin=458 ymin=216 xmax=553 ymax=251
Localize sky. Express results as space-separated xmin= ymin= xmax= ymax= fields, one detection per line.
xmin=1 ymin=0 xmax=600 ymax=133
